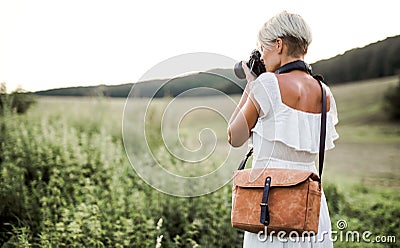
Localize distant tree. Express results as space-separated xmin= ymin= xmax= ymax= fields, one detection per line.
xmin=384 ymin=75 xmax=400 ymax=120
xmin=0 ymin=83 xmax=37 ymax=115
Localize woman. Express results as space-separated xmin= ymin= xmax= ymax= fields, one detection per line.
xmin=228 ymin=11 xmax=339 ymax=247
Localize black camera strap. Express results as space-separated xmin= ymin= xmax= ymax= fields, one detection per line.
xmin=274 ymin=60 xmax=312 ymax=75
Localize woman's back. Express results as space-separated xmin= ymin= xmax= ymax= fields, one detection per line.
xmin=250 ymin=72 xmax=338 ymax=166
xmin=276 ymin=71 xmax=331 ymax=114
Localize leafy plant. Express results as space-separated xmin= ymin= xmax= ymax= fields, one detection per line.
xmin=384 ymin=75 xmax=400 ymax=120
xmin=0 ymin=83 xmax=37 ymax=115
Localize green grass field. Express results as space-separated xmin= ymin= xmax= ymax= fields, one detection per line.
xmin=27 ymin=76 xmax=400 ymax=188
xmin=1 ymin=76 xmax=399 ymax=247
xmin=324 ymin=76 xmax=400 ymax=189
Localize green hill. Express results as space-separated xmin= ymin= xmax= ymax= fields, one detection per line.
xmin=33 ymin=35 xmax=400 ymax=97
xmin=311 ymin=35 xmax=400 ymax=84
xmin=34 ymin=69 xmax=246 ymax=98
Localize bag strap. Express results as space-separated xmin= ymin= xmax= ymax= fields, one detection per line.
xmin=237 ymin=75 xmax=327 ymax=180
xmin=259 ymin=176 xmax=271 ymax=225
xmin=315 ymin=75 xmax=327 ymax=180
xmin=237 ymin=148 xmax=253 ymax=170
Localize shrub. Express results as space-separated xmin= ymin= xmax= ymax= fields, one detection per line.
xmin=0 ymin=83 xmax=37 ymax=115
xmin=384 ymin=75 xmax=400 ymax=120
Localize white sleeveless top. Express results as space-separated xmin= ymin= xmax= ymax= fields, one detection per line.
xmin=250 ymin=72 xmax=339 ymax=169
xmin=243 ymin=72 xmax=338 ymax=247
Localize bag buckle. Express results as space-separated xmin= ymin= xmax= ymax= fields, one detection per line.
xmin=260 ymin=203 xmax=269 ymax=225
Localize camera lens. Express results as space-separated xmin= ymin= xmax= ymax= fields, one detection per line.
xmin=234 ymin=61 xmax=246 ymax=79
xmin=234 ymin=50 xmax=266 ymax=79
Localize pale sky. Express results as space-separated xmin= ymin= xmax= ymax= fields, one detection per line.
xmin=1 ymin=0 xmax=399 ymax=93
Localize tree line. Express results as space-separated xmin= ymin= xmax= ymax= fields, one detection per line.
xmin=30 ymin=35 xmax=400 ymax=97
xmin=34 ymin=69 xmax=246 ymax=98
xmin=312 ymin=35 xmax=400 ymax=84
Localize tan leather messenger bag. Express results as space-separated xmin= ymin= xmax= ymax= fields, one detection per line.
xmin=231 ymin=74 xmax=327 ymax=236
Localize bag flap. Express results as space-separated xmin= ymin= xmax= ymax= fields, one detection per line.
xmin=233 ymin=168 xmax=320 ymax=188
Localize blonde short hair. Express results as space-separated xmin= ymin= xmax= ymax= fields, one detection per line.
xmin=258 ymin=11 xmax=312 ymax=57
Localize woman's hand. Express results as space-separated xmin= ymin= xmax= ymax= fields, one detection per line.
xmin=242 ymin=61 xmax=256 ymax=83
xmin=227 ymin=62 xmax=260 ymax=147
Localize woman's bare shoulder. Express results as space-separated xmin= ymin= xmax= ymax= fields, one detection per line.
xmin=276 ymin=72 xmax=331 ymax=113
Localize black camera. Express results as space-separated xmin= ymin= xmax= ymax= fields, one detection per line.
xmin=234 ymin=50 xmax=266 ymax=79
